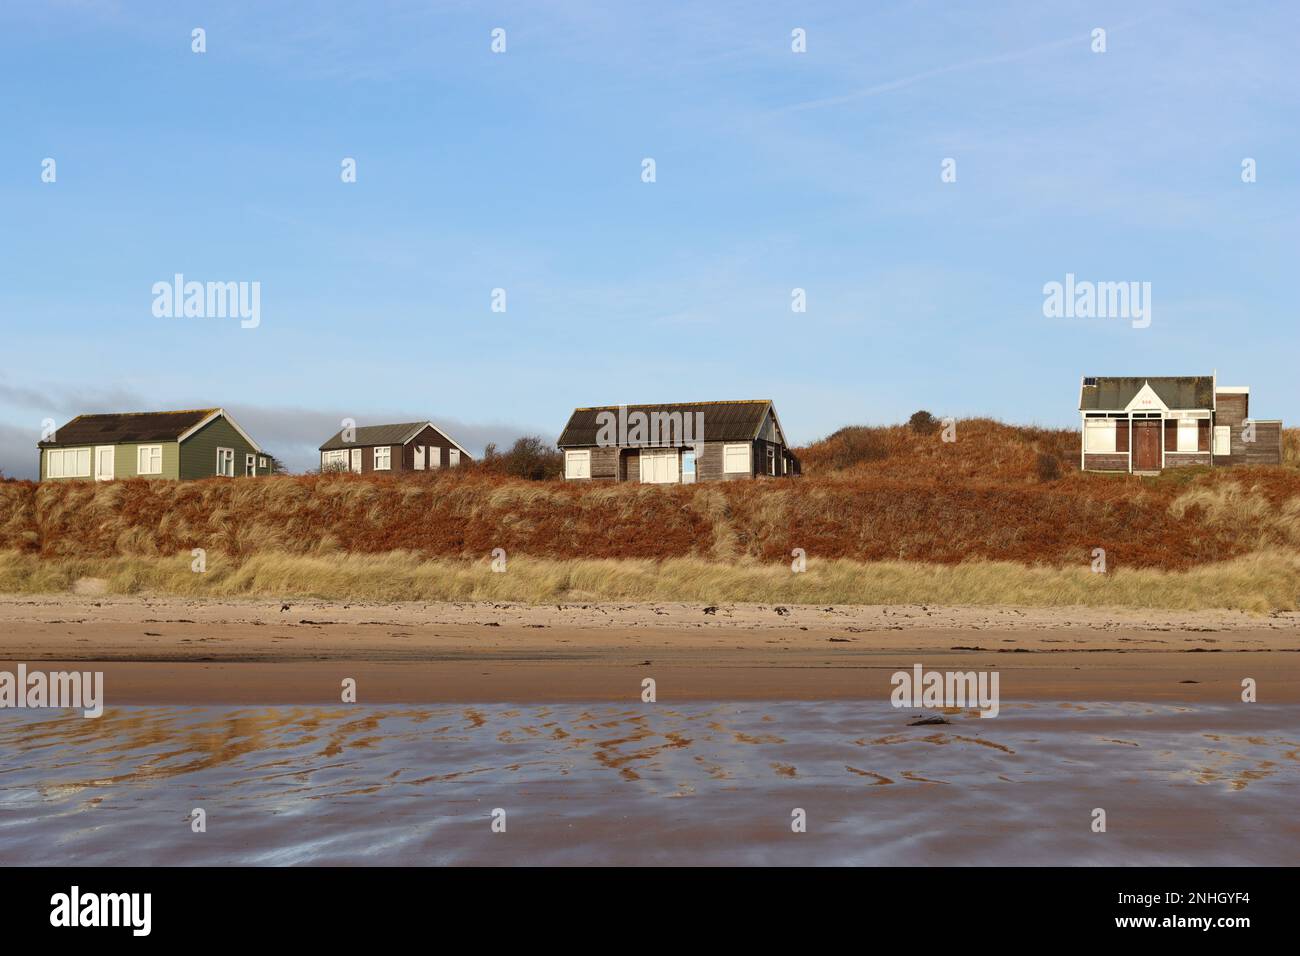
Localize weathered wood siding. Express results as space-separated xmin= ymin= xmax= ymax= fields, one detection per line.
xmin=1216 ymin=394 xmax=1248 ymax=423
xmin=1244 ymin=422 xmax=1283 ymax=464
xmin=590 ymin=446 xmax=618 ymax=480
xmin=1214 ymin=393 xmax=1248 ymax=465
xmin=1164 ymin=452 xmax=1211 ymax=468
xmin=1083 ymin=453 xmax=1128 ymax=471
xmin=698 ymin=441 xmax=755 ymax=481
xmin=565 ymin=441 xmax=770 ymax=482
xmin=617 ymin=447 xmax=638 ymax=481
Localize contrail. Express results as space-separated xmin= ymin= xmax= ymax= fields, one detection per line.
xmin=774 ymin=19 xmax=1153 ymax=114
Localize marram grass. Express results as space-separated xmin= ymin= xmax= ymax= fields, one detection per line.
xmin=0 ymin=549 xmax=1297 ymax=613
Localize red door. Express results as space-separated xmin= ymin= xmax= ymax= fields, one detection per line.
xmin=1133 ymin=422 xmax=1160 ymax=471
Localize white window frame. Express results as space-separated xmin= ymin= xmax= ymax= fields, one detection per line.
xmin=766 ymin=445 xmax=776 ymax=475
xmin=136 ymin=445 xmax=163 ymax=475
xmin=413 ymin=445 xmax=425 ymax=470
xmin=723 ymin=443 xmax=751 ymax=474
xmin=47 ymin=447 xmax=92 ymax=479
xmin=216 ymin=447 xmax=235 ymax=477
xmin=565 ymin=449 xmax=591 ymax=479
xmin=259 ymin=457 xmax=268 ymax=469
xmin=1213 ymin=425 xmax=1230 ymax=456
xmin=449 ymin=448 xmax=460 ymax=467
xmin=1176 ymin=418 xmax=1199 ymax=453
xmin=322 ymin=449 xmax=348 ymax=471
xmin=373 ymin=446 xmax=391 ymax=471
xmin=429 ymin=446 xmax=442 ymax=469
xmin=93 ymin=445 xmax=114 ymax=481
xmin=214 ymin=447 xmax=235 ymax=478
xmin=245 ymin=453 xmax=257 ymax=476
xmin=1084 ymin=419 xmax=1117 ymax=454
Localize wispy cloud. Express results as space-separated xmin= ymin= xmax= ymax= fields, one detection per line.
xmin=773 ymin=31 xmax=1092 ymax=113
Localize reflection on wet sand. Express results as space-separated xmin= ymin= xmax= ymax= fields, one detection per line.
xmin=1 ymin=701 xmax=1297 ymax=865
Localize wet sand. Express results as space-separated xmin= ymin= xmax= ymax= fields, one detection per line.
xmin=2 ymin=700 xmax=1296 ymax=865
xmin=2 ymin=596 xmax=1297 ymax=704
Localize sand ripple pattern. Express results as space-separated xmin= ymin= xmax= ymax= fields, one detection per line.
xmin=0 ymin=701 xmax=1296 ymax=865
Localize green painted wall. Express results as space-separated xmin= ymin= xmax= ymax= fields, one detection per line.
xmin=40 ymin=442 xmax=181 ymax=480
xmin=179 ymin=416 xmax=271 ymax=478
xmin=114 ymin=441 xmax=180 ymax=479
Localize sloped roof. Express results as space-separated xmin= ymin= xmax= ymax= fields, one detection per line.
xmin=558 ymin=400 xmax=774 ymax=446
xmin=39 ymin=409 xmax=219 ymax=447
xmin=1079 ymin=376 xmax=1214 ymax=411
xmin=319 ymin=422 xmax=427 ymax=451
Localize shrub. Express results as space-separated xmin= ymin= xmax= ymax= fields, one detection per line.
xmin=1035 ymin=453 xmax=1062 ymax=482
xmin=908 ymin=410 xmax=939 ymax=435
xmin=481 ymin=436 xmax=563 ymax=481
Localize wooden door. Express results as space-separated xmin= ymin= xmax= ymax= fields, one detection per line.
xmin=1134 ymin=422 xmax=1160 ymax=471
xmin=639 ymin=449 xmax=679 ymax=483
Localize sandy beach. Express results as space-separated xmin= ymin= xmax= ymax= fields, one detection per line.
xmin=2 ymin=596 xmax=1296 ymax=704
xmin=4 ymin=596 xmax=1298 ymax=866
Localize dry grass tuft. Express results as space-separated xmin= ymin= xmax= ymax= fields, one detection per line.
xmin=1283 ymin=428 xmax=1300 ymax=467
xmin=1 ymin=550 xmax=1297 ymax=613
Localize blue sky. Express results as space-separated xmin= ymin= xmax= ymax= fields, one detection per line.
xmin=2 ymin=0 xmax=1297 ymax=476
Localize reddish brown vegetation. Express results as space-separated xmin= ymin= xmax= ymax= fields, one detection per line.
xmin=795 ymin=418 xmax=1081 ymax=482
xmin=0 ymin=455 xmax=1298 ymax=571
xmin=0 ymin=420 xmax=1293 ymax=573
